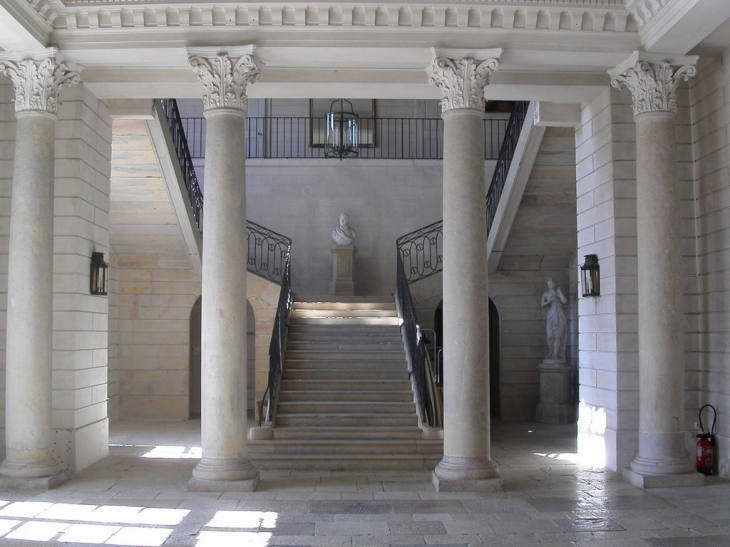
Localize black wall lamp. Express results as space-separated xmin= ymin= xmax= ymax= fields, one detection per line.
xmin=581 ymin=254 xmax=600 ymax=297
xmin=90 ymin=252 xmax=108 ymax=296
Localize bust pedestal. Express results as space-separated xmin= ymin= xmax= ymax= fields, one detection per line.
xmin=536 ymin=359 xmax=574 ymax=424
xmin=330 ymin=246 xmax=356 ymax=296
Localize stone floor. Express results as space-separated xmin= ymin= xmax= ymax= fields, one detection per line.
xmin=0 ymin=420 xmax=728 ymax=546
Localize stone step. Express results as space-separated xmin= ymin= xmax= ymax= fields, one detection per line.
xmin=285 ymin=349 xmax=405 ymax=361
xmin=249 ymin=439 xmax=441 ymax=456
xmin=291 ymin=308 xmax=397 ymax=318
xmin=270 ymin=426 xmax=425 ymax=441
xmin=284 ymin=359 xmax=405 ymax=371
xmin=280 ymin=379 xmax=411 ymax=391
xmin=286 ymin=341 xmax=403 ymax=352
xmin=283 ymin=370 xmax=409 ymax=381
xmin=278 ymin=389 xmax=414 ymax=402
xmin=287 ymin=326 xmax=401 ymax=339
xmin=287 ymin=333 xmax=402 ymax=345
xmin=293 ymin=301 xmax=396 ymax=311
xmin=289 ymin=316 xmax=400 ymax=326
xmin=275 ymin=413 xmax=419 ymax=427
xmin=295 ymin=296 xmax=394 ymax=305
xmin=277 ymin=401 xmax=416 ymax=414
xmin=248 ymin=453 xmax=441 ymax=471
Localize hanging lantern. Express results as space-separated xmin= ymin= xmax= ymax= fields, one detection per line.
xmin=90 ymin=252 xmax=108 ymax=296
xmin=324 ymin=99 xmax=359 ymax=159
xmin=581 ymin=254 xmax=600 ymax=297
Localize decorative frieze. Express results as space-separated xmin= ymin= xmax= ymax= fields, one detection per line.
xmin=187 ymin=46 xmax=261 ymax=113
xmin=609 ymin=51 xmax=697 ymax=116
xmin=0 ymin=49 xmax=80 ymax=115
xmin=427 ymin=49 xmax=501 ymax=112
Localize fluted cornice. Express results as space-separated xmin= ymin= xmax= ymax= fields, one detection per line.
xmin=0 ymin=48 xmax=80 ymax=115
xmin=609 ymin=51 xmax=697 ymax=116
xmin=187 ymin=46 xmax=261 ymax=113
xmin=427 ymin=49 xmax=501 ymax=112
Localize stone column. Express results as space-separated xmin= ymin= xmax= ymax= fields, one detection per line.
xmin=0 ymin=49 xmax=79 ymax=487
xmin=426 ymin=48 xmax=502 ymax=491
xmin=610 ymin=51 xmax=702 ymax=488
xmin=186 ymin=46 xmax=261 ymax=491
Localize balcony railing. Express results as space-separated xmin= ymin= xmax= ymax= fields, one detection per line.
xmin=180 ymin=116 xmax=508 ymax=160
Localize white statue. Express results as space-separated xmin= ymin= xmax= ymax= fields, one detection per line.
xmin=541 ymin=277 xmax=568 ymax=361
xmin=331 ymin=212 xmax=356 ymax=246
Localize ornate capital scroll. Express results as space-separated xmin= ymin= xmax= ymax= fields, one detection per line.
xmin=0 ymin=49 xmax=80 ymax=115
xmin=609 ymin=51 xmax=697 ymax=116
xmin=187 ymin=46 xmax=262 ymax=114
xmin=426 ymin=48 xmax=501 ymax=113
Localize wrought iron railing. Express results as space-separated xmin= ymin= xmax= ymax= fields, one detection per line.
xmin=159 ymin=99 xmax=293 ymax=285
xmin=246 ymin=221 xmax=292 ymax=286
xmin=396 ymin=221 xmax=443 ymax=284
xmin=486 ymin=101 xmax=530 ymax=233
xmin=160 ymin=99 xmax=204 ymax=235
xmin=180 ymin=116 xmax=508 ymax=160
xmin=259 ymin=255 xmax=292 ymax=426
xmin=396 ymin=253 xmax=440 ymax=428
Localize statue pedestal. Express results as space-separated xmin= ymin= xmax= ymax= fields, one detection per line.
xmin=536 ymin=359 xmax=574 ymax=424
xmin=330 ymin=246 xmax=357 ymax=296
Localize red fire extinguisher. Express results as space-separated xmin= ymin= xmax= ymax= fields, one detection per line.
xmin=696 ymin=404 xmax=717 ymax=475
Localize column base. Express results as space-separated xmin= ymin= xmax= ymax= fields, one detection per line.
xmin=432 ymin=455 xmax=500 ymax=491
xmin=190 ymin=457 xmax=260 ymax=491
xmin=622 ymin=468 xmax=704 ymax=489
xmin=0 ymin=471 xmax=67 ymax=490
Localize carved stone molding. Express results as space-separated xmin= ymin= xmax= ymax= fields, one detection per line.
xmin=0 ymin=49 xmax=80 ymax=115
xmin=609 ymin=51 xmax=697 ymax=116
xmin=187 ymin=46 xmax=262 ymax=113
xmin=626 ymin=0 xmax=669 ymax=27
xmin=427 ymin=49 xmax=501 ymax=112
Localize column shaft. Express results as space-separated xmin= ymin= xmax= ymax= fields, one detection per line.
xmin=631 ymin=111 xmax=692 ymax=475
xmin=0 ymin=112 xmax=59 ymax=478
xmin=434 ymin=108 xmax=498 ymax=485
xmin=192 ymin=109 xmax=257 ymax=485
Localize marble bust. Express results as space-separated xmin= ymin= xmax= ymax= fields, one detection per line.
xmin=332 ymin=212 xmax=356 ymax=246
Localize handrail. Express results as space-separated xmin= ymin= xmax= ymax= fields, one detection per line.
xmin=180 ymin=116 xmax=509 ymax=160
xmin=486 ymin=101 xmax=530 ymax=234
xmin=396 ymin=221 xmax=443 ymax=284
xmin=396 ymin=252 xmax=439 ymax=428
xmin=259 ymin=255 xmax=292 ymax=426
xmin=159 ymin=99 xmax=204 ymax=235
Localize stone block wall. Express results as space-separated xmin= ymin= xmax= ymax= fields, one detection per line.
xmin=690 ymin=48 xmax=730 ymax=477
xmin=51 ymin=85 xmax=113 ymax=473
xmin=575 ymin=88 xmax=640 ymax=472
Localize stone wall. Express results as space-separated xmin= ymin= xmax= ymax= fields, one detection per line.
xmin=690 ymin=49 xmax=730 ymax=477
xmin=575 ymin=88 xmax=640 ymax=472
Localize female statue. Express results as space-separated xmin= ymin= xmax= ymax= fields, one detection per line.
xmin=541 ymin=277 xmax=568 ymax=361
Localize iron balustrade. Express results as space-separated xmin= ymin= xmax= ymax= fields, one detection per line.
xmin=260 ymin=255 xmax=292 ymax=426
xmin=159 ymin=99 xmax=293 ymax=286
xmin=486 ymin=101 xmax=530 ymax=234
xmin=246 ymin=220 xmax=292 ymax=286
xmin=160 ymin=99 xmax=204 ymax=235
xmin=180 ymin=116 xmax=508 ymax=160
xmin=396 ymin=252 xmax=440 ymax=427
xmin=396 ymin=221 xmax=443 ymax=284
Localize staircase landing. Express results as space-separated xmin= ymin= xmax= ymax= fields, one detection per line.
xmin=248 ymin=296 xmax=443 ymax=471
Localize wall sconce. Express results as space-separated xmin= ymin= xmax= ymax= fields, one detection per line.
xmin=90 ymin=252 xmax=108 ymax=296
xmin=324 ymin=99 xmax=359 ymax=159
xmin=581 ymin=254 xmax=600 ymax=297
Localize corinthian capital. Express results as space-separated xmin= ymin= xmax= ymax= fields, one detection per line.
xmin=609 ymin=51 xmax=697 ymax=116
xmin=0 ymin=48 xmax=80 ymax=115
xmin=187 ymin=45 xmax=262 ymax=114
xmin=427 ymin=48 xmax=502 ymax=113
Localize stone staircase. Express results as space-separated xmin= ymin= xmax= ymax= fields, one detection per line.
xmin=248 ymin=296 xmax=443 ymax=470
